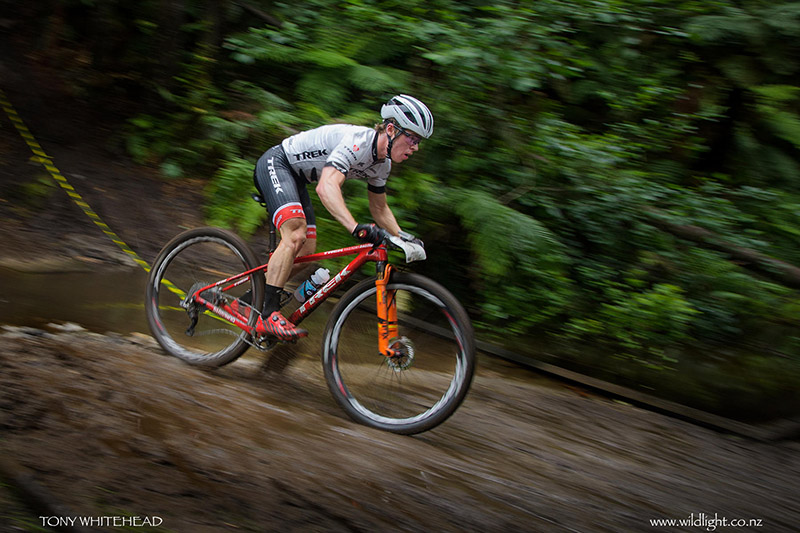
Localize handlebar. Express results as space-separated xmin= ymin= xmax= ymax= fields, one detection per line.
xmin=382 ymin=230 xmax=427 ymax=263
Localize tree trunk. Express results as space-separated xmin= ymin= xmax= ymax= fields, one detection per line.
xmin=154 ymin=0 xmax=186 ymax=96
xmin=39 ymin=0 xmax=65 ymax=52
xmin=643 ymin=210 xmax=800 ymax=290
xmin=234 ymin=0 xmax=283 ymax=28
xmin=204 ymin=0 xmax=228 ymax=50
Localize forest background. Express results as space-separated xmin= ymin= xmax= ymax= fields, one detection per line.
xmin=8 ymin=0 xmax=800 ymax=421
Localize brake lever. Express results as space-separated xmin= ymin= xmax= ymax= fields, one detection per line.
xmin=371 ymin=228 xmax=393 ymax=252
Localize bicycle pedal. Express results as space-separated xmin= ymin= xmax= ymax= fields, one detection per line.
xmin=278 ymin=289 xmax=293 ymax=308
xmin=251 ymin=335 xmax=277 ymax=352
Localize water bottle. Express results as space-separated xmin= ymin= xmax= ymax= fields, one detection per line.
xmin=293 ymin=267 xmax=331 ymax=303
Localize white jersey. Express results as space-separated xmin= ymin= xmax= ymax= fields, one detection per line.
xmin=281 ymin=124 xmax=391 ymax=189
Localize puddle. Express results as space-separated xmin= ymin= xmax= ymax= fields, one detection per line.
xmin=3 ymin=264 xmax=791 ymax=425
xmin=0 ymin=264 xmax=350 ymax=333
xmin=0 ymin=266 xmax=150 ymax=334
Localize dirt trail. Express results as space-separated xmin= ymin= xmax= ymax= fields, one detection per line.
xmin=1 ymin=325 xmax=798 ymax=532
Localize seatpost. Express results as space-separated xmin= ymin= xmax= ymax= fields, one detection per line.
xmin=251 ymin=192 xmax=276 ymax=254
xmin=268 ymin=219 xmax=277 ymax=254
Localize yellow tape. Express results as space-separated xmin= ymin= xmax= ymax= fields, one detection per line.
xmin=0 ymin=88 xmax=152 ymax=273
xmin=0 ymin=88 xmax=185 ymax=300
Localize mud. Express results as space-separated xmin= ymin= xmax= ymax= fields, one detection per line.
xmin=0 ymin=325 xmax=798 ymax=532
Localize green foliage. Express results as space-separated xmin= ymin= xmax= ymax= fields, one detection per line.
xmin=752 ymin=85 xmax=800 ymax=151
xmin=566 ymin=283 xmax=698 ymax=369
xmin=444 ymin=188 xmax=575 ymax=334
xmin=46 ymin=0 xmax=800 ymax=397
xmin=205 ymin=157 xmax=265 ymax=235
xmin=125 ymin=46 xmax=228 ymax=177
xmin=5 ymin=174 xmax=56 ymax=213
xmin=730 ymin=187 xmax=800 ymax=265
xmin=224 ymin=8 xmax=411 ymax=116
xmin=205 ymin=0 xmax=800 ymax=366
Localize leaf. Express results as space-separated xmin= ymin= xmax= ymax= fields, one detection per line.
xmin=160 ymin=160 xmax=184 ymax=179
xmin=231 ymin=53 xmax=256 ymax=65
xmin=751 ymin=85 xmax=800 ymax=103
xmin=299 ymin=49 xmax=358 ymax=68
xmin=347 ymin=65 xmax=406 ymax=92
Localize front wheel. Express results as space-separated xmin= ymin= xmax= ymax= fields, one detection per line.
xmin=322 ymin=272 xmax=475 ymax=434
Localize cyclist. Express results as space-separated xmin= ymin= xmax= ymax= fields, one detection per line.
xmin=249 ymin=94 xmax=434 ymax=341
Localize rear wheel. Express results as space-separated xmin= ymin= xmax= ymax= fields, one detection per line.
xmin=322 ymin=272 xmax=475 ymax=434
xmin=145 ymin=227 xmax=265 ymax=367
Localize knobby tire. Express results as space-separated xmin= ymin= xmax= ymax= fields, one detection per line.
xmin=322 ymin=272 xmax=476 ymax=434
xmin=145 ymin=227 xmax=265 ymax=367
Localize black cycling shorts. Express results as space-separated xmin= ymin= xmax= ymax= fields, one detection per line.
xmin=253 ymin=145 xmax=317 ymax=238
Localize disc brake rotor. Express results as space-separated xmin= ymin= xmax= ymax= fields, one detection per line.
xmin=386 ymin=336 xmax=415 ymax=371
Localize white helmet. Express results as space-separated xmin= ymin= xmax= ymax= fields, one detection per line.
xmin=381 ymin=94 xmax=434 ymax=139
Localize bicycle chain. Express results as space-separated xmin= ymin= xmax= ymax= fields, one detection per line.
xmin=185 ymin=285 xmax=291 ymax=353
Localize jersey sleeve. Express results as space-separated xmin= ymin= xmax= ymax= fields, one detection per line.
xmin=326 ymin=131 xmax=364 ymax=176
xmin=325 ymin=127 xmax=390 ymax=190
xmin=366 ymin=166 xmax=389 ymax=191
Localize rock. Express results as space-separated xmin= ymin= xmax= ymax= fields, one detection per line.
xmin=0 ymin=325 xmax=50 ymax=338
xmin=125 ymin=332 xmax=158 ymax=348
xmin=47 ymin=322 xmax=87 ymax=333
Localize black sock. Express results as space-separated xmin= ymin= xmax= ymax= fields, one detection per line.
xmin=239 ymin=289 xmax=252 ymax=305
xmin=262 ymin=284 xmax=283 ymax=315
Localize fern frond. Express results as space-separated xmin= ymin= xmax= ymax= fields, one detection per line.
xmin=296 ymin=71 xmax=349 ymax=115
xmin=347 ymin=65 xmax=407 ymax=93
xmin=442 ymin=188 xmax=574 ymax=331
xmin=299 ymin=49 xmax=358 ymax=68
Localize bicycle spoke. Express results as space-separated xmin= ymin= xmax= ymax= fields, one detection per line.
xmin=146 ymin=229 xmax=264 ymax=366
xmin=325 ymin=275 xmax=474 ymax=433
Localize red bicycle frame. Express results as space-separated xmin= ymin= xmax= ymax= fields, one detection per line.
xmin=191 ymin=242 xmax=398 ymax=356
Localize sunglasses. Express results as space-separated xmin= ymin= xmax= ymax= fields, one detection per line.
xmin=394 ymin=125 xmax=422 ymax=146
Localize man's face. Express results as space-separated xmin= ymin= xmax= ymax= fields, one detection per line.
xmin=390 ymin=124 xmax=422 ymax=163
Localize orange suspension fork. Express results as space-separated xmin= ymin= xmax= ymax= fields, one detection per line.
xmin=376 ymin=264 xmax=398 ymax=357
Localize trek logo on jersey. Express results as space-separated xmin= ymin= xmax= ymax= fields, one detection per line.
xmin=267 ymin=157 xmax=283 ymax=194
xmin=292 ymin=149 xmax=328 ymax=161
xmin=349 ymin=168 xmax=369 ymax=179
xmin=344 ymin=145 xmax=358 ymax=161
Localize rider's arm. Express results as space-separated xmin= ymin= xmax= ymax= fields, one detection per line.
xmin=368 ymin=190 xmax=401 ymax=237
xmin=316 ymin=165 xmax=358 ymax=232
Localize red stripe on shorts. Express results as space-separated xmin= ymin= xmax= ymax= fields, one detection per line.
xmin=272 ymin=202 xmax=305 ymax=229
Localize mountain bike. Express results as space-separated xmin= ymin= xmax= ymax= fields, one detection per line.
xmin=144 ymin=213 xmax=475 ymax=435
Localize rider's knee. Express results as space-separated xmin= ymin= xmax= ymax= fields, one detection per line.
xmin=299 ymin=237 xmax=316 ymax=257
xmin=280 ymin=219 xmax=308 ymax=254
